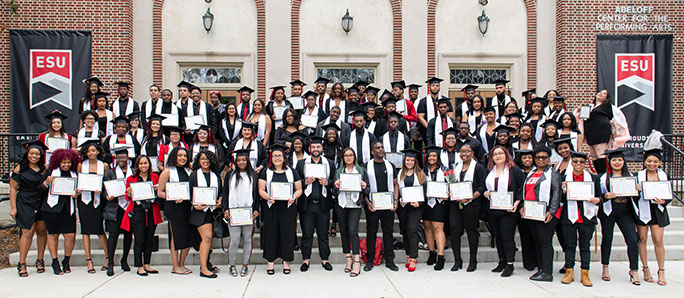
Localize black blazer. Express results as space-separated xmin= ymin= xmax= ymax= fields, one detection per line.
xmin=458 ymin=162 xmax=487 ymax=207
xmin=295 ymin=157 xmax=336 ymax=213
xmin=486 ymin=165 xmax=525 ymax=214
xmin=330 ymin=165 xmax=371 ymax=207
xmin=559 ymin=172 xmax=601 ymax=225
xmin=221 ymin=170 xmax=260 ymax=214
xmin=523 ymin=168 xmax=562 ymax=216
xmin=188 ymin=170 xmax=223 ymax=226
xmin=598 ymin=172 xmax=639 ymax=219
xmin=39 ymin=170 xmax=72 ymax=214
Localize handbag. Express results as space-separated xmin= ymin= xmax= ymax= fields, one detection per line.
xmin=151 ymin=235 xmax=159 ymax=252
xmin=213 ymin=209 xmax=230 ymax=238
xmin=102 ymin=200 xmax=118 ymax=221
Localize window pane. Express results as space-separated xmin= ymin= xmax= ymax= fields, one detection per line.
xmin=450 ymin=69 xmax=507 ymax=85
xmin=182 ymin=67 xmax=241 ymax=84
xmin=316 ymin=68 xmax=375 ymax=84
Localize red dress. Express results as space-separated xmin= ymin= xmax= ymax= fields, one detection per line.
xmin=121 ymin=173 xmax=162 ymax=231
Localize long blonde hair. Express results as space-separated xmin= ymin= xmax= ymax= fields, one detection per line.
xmin=400 ymin=156 xmax=426 ymax=185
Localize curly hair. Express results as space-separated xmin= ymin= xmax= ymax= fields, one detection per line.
xmin=80 ymin=141 xmax=104 ymax=161
xmin=192 ymin=150 xmax=221 ymax=173
xmin=166 ymin=147 xmax=190 ymax=168
xmin=47 ymin=149 xmax=80 ymax=172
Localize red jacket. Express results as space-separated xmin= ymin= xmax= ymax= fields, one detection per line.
xmin=402 ymin=99 xmax=418 ymax=126
xmin=121 ymin=173 xmax=162 ymax=231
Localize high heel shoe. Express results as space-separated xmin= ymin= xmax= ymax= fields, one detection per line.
xmin=51 ymin=258 xmax=63 ymax=275
xmin=492 ymin=260 xmax=506 ymax=273
xmin=350 ymin=260 xmax=361 ymax=277
xmin=629 ymin=270 xmax=640 ymax=286
xmin=408 ymin=259 xmax=417 ymax=272
xmin=61 ymin=256 xmax=71 ymax=273
xmin=601 ymin=265 xmax=610 ymax=281
xmin=345 ymin=255 xmax=353 ymax=273
xmin=17 ymin=262 xmax=28 ymax=277
xmin=657 ymin=269 xmax=667 ymax=286
xmin=36 ymin=259 xmax=45 ymax=273
xmin=642 ymin=266 xmax=654 ymax=283
xmin=434 ymin=255 xmax=445 ymax=271
xmin=86 ymin=258 xmax=96 ymax=274
xmin=427 ymin=251 xmax=437 ymax=265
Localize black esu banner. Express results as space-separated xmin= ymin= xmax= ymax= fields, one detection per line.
xmin=596 ymin=34 xmax=673 ymax=161
xmin=9 ymin=30 xmax=91 ymax=160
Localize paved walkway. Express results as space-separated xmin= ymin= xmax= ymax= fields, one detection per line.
xmin=1 ymin=261 xmax=682 ymax=297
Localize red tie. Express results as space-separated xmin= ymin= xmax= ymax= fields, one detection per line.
xmin=242 ymin=105 xmax=248 ymax=121
xmin=319 ymin=95 xmax=324 ymax=109
xmin=442 ymin=117 xmax=447 ymax=146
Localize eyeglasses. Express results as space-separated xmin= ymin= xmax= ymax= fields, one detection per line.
xmin=535 ymin=155 xmax=549 ymax=160
xmin=493 ymin=152 xmax=506 ymax=156
xmin=572 ymin=160 xmax=586 ymax=164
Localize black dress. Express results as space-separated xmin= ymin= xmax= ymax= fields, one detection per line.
xmin=41 ymin=170 xmax=77 ymax=234
xmin=164 ymin=168 xmax=199 ymax=249
xmin=259 ymin=169 xmax=301 ymax=262
xmin=78 ymin=164 xmax=106 ymax=235
xmin=423 ymin=170 xmax=448 ymax=222
xmin=12 ymin=167 xmax=46 ymax=230
xmin=584 ymin=103 xmax=613 ymax=146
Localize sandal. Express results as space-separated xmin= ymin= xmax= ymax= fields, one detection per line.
xmin=657 ymin=269 xmax=667 ymax=286
xmin=350 ymin=260 xmax=361 ymax=277
xmin=344 ymin=255 xmax=352 ymax=273
xmin=283 ymin=262 xmax=291 ymax=275
xmin=17 ymin=262 xmax=28 ymax=277
xmin=101 ymin=257 xmax=109 ymax=271
xmin=267 ymin=263 xmax=275 ymax=275
xmin=329 ymin=223 xmax=337 ymax=238
xmin=408 ymin=259 xmax=417 ymax=272
xmin=51 ymin=258 xmax=63 ymax=275
xmin=36 ymin=259 xmax=45 ymax=273
xmin=62 ymin=256 xmax=71 ymax=273
xmin=629 ymin=270 xmax=641 ymax=286
xmin=642 ymin=266 xmax=654 ymax=283
xmin=601 ymin=265 xmax=610 ymax=281
xmin=86 ymin=258 xmax=96 ymax=274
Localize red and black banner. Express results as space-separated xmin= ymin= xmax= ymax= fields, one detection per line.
xmin=597 ymin=35 xmax=673 ymax=161
xmin=9 ymin=30 xmax=91 ymax=159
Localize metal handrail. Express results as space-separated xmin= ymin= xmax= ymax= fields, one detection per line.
xmin=660 ymin=135 xmax=684 ymax=204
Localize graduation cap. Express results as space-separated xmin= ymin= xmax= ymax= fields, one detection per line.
xmin=289 ymin=79 xmax=306 ymax=87
xmin=515 ymin=149 xmax=534 ymax=157
xmin=240 ymin=120 xmax=257 ymax=130
xmin=270 ymin=86 xmax=286 ymax=92
xmin=423 ymin=145 xmax=442 ymax=154
xmin=542 ymin=119 xmax=560 ymax=128
xmin=461 ymin=84 xmax=479 ymax=92
xmin=408 ymin=84 xmax=422 ymax=90
xmin=303 ymin=90 xmax=318 ymax=99
xmin=362 ymin=102 xmax=379 ymax=110
xmin=321 ymin=122 xmax=340 ymax=132
xmin=505 ymin=112 xmax=523 ymax=120
xmin=147 ymin=113 xmax=166 ymax=122
xmin=94 ymin=91 xmax=109 ymax=100
xmin=127 ymin=112 xmax=141 ymax=121
xmin=483 ymin=106 xmax=497 ymax=114
xmin=570 ymin=151 xmax=589 ymax=160
xmin=233 ymin=148 xmax=252 ymax=158
xmin=111 ymin=115 xmax=130 ymax=124
xmin=309 ymin=135 xmax=325 ymax=144
xmin=167 ymin=126 xmax=183 ymax=134
xmin=493 ymin=125 xmax=515 ymax=134
xmin=237 ymin=86 xmax=255 ymax=94
xmin=78 ymin=138 xmax=102 ymax=149
xmin=267 ymin=142 xmax=289 ymax=153
xmin=605 ymin=148 xmax=629 ymax=160
xmin=347 ymin=86 xmax=359 ymax=93
xmin=349 ymin=109 xmax=367 ymax=118
xmin=391 ymin=80 xmax=406 ymax=89
xmin=641 ymin=148 xmax=662 ymax=160
xmin=494 ymin=79 xmax=510 ymax=86
xmin=177 ymin=80 xmax=194 ymax=90
xmin=553 ymin=137 xmax=574 ymax=149
xmin=440 ymin=127 xmax=459 ymax=136
xmin=437 ymin=97 xmax=451 ymax=106
xmin=197 ymin=124 xmax=211 ymax=132
xmin=531 ymin=97 xmax=546 ymax=105
xmin=83 ymin=76 xmax=104 ymax=87
xmin=425 ymin=77 xmax=443 ymax=84
xmin=401 ymin=148 xmax=422 ymax=159
xmin=364 ymin=86 xmax=380 ymax=95
xmin=45 ymin=110 xmax=68 ymax=120
xmin=353 ymin=80 xmax=369 ymax=88
xmin=115 ymin=81 xmax=131 ymax=88
xmin=380 ymin=89 xmax=393 ymax=99
xmin=381 ymin=96 xmax=397 ymax=107
xmin=552 ymin=96 xmax=566 ymax=102
xmin=290 ymin=131 xmax=309 ymax=141
xmin=23 ymin=140 xmax=49 ymax=152
xmin=314 ymin=77 xmax=331 ymax=84
xmin=387 ymin=111 xmax=403 ymax=120
xmin=112 ymin=143 xmax=134 ymax=156
xmin=522 ymin=88 xmax=536 ymax=99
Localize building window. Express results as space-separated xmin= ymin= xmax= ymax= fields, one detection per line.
xmin=449 ymin=68 xmax=507 ymax=85
xmin=181 ymin=67 xmax=241 ymax=84
xmin=316 ymin=67 xmax=375 ymax=84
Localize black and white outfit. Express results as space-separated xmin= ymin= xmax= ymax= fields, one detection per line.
xmin=426 ymin=114 xmax=455 ymax=147
xmin=560 ymin=169 xmax=600 ymax=271
xmin=102 ymin=134 xmax=141 ymax=163
xmin=449 ymin=160 xmax=487 ymax=267
xmin=111 ymin=96 xmax=140 ymax=118
xmin=486 ymin=165 xmax=525 ymax=265
xmin=236 ymin=101 xmax=253 ymax=122
xmin=598 ymin=172 xmax=639 ymax=270
xmin=523 ymin=168 xmax=562 ymax=277
xmin=103 ymin=166 xmax=132 ymax=269
xmin=218 ymin=116 xmax=242 ymax=149
xmin=423 ymin=167 xmax=448 ymax=222
xmin=265 ymin=100 xmax=294 ymax=131
xmin=332 ymin=165 xmax=369 ymax=256
xmin=259 ymin=167 xmax=301 ymax=262
xmin=347 ymin=128 xmax=377 ymax=165
xmin=439 ymin=148 xmax=462 ymax=171
xmin=228 ymin=138 xmax=267 ymax=170
xmin=635 ymin=169 xmax=671 ymax=227
xmin=41 ymin=169 xmax=77 ymax=234
xmin=140 ymin=98 xmax=160 ymax=129
xmin=476 ymin=124 xmax=499 ymax=156
xmin=315 ymin=117 xmax=352 ymax=145
xmin=381 ymin=129 xmax=409 ymax=154
xmin=364 ymin=159 xmax=397 ymax=265
xmin=222 ymin=170 xmax=259 ymax=266
xmin=78 ymin=160 xmax=106 ymax=235
xmin=164 ymin=166 xmax=198 ymax=250
xmin=188 ymin=143 xmax=225 ymax=170
xmin=396 ymin=170 xmax=424 ymax=260
xmin=184 ymin=100 xmax=217 ymax=134
xmin=296 ymin=157 xmax=336 ymax=262
xmin=323 ymin=98 xmax=351 ymax=123
xmin=488 ymin=94 xmax=512 ymax=119
xmin=188 ymin=170 xmax=222 ymax=227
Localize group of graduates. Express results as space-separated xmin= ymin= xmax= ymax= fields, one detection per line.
xmin=7 ymin=75 xmax=671 ymax=287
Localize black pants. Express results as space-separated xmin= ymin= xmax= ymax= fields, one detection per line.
xmin=131 ymin=205 xmax=157 ymax=267
xmin=300 ymin=202 xmax=331 ymax=261
xmin=262 ymin=201 xmax=297 ymax=262
xmin=487 ymin=210 xmax=517 ymax=263
xmin=365 ymin=208 xmax=395 ymax=263
xmin=397 ymin=204 xmax=423 ymax=259
xmin=529 ymin=217 xmax=557 ymax=274
xmin=335 ymin=205 xmax=361 ymax=254
xmin=449 ymin=200 xmax=481 ymax=262
xmin=555 ymin=218 xmax=567 ymax=256
xmin=599 ymin=202 xmax=639 ymax=270
xmin=562 ymin=223 xmax=594 ymax=270
xmin=517 ymin=217 xmax=538 ymax=270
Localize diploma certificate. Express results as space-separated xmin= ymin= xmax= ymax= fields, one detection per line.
xmin=288 ymin=97 xmax=304 ymax=110
xmin=104 ymin=179 xmax=127 ymax=198
xmin=161 ymin=113 xmax=179 ymax=127
xmin=51 ymin=177 xmax=77 ymax=196
xmin=130 ymin=181 xmax=155 ymax=201
xmin=566 ymin=181 xmax=595 ymax=201
xmin=270 ymin=182 xmax=293 ymax=201
xmin=77 ymin=173 xmax=103 ymax=192
xmin=579 ymin=105 xmax=591 ymax=119
xmin=449 ymin=182 xmax=474 ymax=201
xmin=46 ymin=137 xmax=69 ymax=150
xmin=523 ymin=200 xmax=547 ymax=221
xmin=300 ymin=114 xmax=318 ymax=128
xmin=490 ymin=191 xmax=514 ymax=210
xmin=401 ymin=186 xmax=424 ymax=203
xmin=149 ymin=156 xmax=159 ymax=172
xmin=385 ymin=153 xmax=404 ymax=168
xmin=610 ymin=177 xmax=638 ymax=197
xmin=273 ymin=105 xmax=288 ymax=120
xmin=184 ymin=115 xmax=205 ymax=130
xmin=305 ymin=163 xmax=327 ymax=179
xmin=166 ymin=182 xmax=190 ymax=200
xmin=339 ymin=173 xmax=362 ymax=192
xmin=192 ymin=187 xmax=217 ymax=205
xmin=229 ymin=207 xmax=253 ymax=226
xmin=371 ymin=192 xmax=394 ymax=210
xmin=641 ymin=181 xmax=673 ymax=200
xmin=426 ymin=181 xmax=449 ymax=198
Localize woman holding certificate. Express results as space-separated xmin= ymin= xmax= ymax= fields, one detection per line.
xmin=222 ymin=149 xmax=260 ymax=277
xmin=77 ymin=110 xmax=105 ymax=143
xmin=188 ymin=125 xmax=225 ymax=171
xmin=157 ymin=147 xmax=196 ymax=275
xmin=189 ymin=151 xmax=223 ymax=278
xmin=396 ymin=149 xmax=426 ymax=271
xmin=514 ymin=149 xmax=538 ymax=272
xmin=332 ymin=147 xmax=369 ymax=277
xmin=636 ymin=148 xmax=670 ymax=286
xmin=598 ymin=148 xmax=639 ymax=285
xmin=258 ymin=143 xmax=303 ymax=275
xmin=448 ymin=144 xmax=487 ymax=272
xmin=11 ymin=141 xmax=49 ymax=277
xmin=522 ymin=146 xmax=562 ymax=282
xmin=40 ymin=148 xmax=80 ymax=275
xmin=103 ymin=147 xmax=133 ymax=276
xmin=39 ymin=110 xmax=76 ymax=150
xmin=422 ymin=145 xmax=449 ymax=270
xmin=77 ymin=140 xmax=110 ymax=273
xmin=483 ymin=145 xmax=525 ymax=277
xmin=122 ymin=156 xmax=162 ymax=277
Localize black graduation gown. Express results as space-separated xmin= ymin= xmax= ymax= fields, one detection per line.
xmin=12 ymin=167 xmax=46 ymax=230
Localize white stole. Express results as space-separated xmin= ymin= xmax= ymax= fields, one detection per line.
xmin=92 ymin=110 xmax=114 ymax=136
xmin=350 ymin=129 xmax=371 ymax=164
xmin=196 ymin=170 xmax=219 ymax=211
xmin=234 ymin=138 xmax=259 ymax=165
xmin=398 ymin=169 xmax=420 ymax=207
xmin=338 ymin=166 xmax=360 ymax=208
xmin=382 ymin=131 xmax=404 ymax=153
xmin=426 ymin=168 xmax=445 ymax=207
xmin=467 ymin=111 xmax=483 ymax=134
xmin=185 ymin=101 xmax=209 ymax=129
xmin=367 ymin=120 xmax=377 ymax=135
xmin=249 ymin=114 xmax=266 ymax=141
xmin=523 ymin=168 xmax=552 ymax=204
xmin=490 ymin=95 xmax=511 ymax=119
xmin=192 ymin=143 xmax=216 ymax=155
xmin=304 ymin=156 xmax=329 ymax=197
xmin=222 ymin=117 xmax=242 ymax=142
xmin=566 ymin=170 xmax=597 ymax=223
xmin=291 ymin=151 xmax=310 ymax=170
xmin=109 ymin=134 xmax=135 ymax=158
xmin=112 ymin=97 xmax=134 ymax=117
xmin=440 ymin=149 xmax=461 ymax=170
xmin=485 ymin=165 xmax=510 ymax=194
xmin=229 ymin=172 xmax=254 ymax=209
xmin=115 ymin=166 xmax=132 ymax=209
xmin=512 ymin=140 xmax=533 ymax=150
xmin=47 ymin=168 xmax=76 ymax=215
xmin=265 ymin=168 xmax=295 ymax=208
xmin=434 ymin=115 xmax=453 ymax=147
xmin=637 ymin=169 xmax=667 ymax=223
xmin=366 ymin=159 xmax=394 ymax=194
xmin=479 ymin=124 xmax=498 ymax=154
xmin=80 ymin=159 xmax=104 ymax=207
xmin=454 ymin=160 xmax=477 ymax=205
xmin=169 ymin=166 xmax=191 ymax=183
xmin=599 ymin=173 xmax=638 ymax=216
xmin=143 ymin=99 xmax=159 ymax=119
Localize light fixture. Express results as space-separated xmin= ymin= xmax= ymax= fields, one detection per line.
xmin=341 ymin=9 xmax=353 ymax=35
xmin=477 ymin=10 xmax=489 ymax=36
xmin=204 ymin=0 xmax=212 ymax=3
xmin=479 ymin=0 xmax=488 ymax=6
xmin=203 ymin=7 xmax=214 ymax=33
